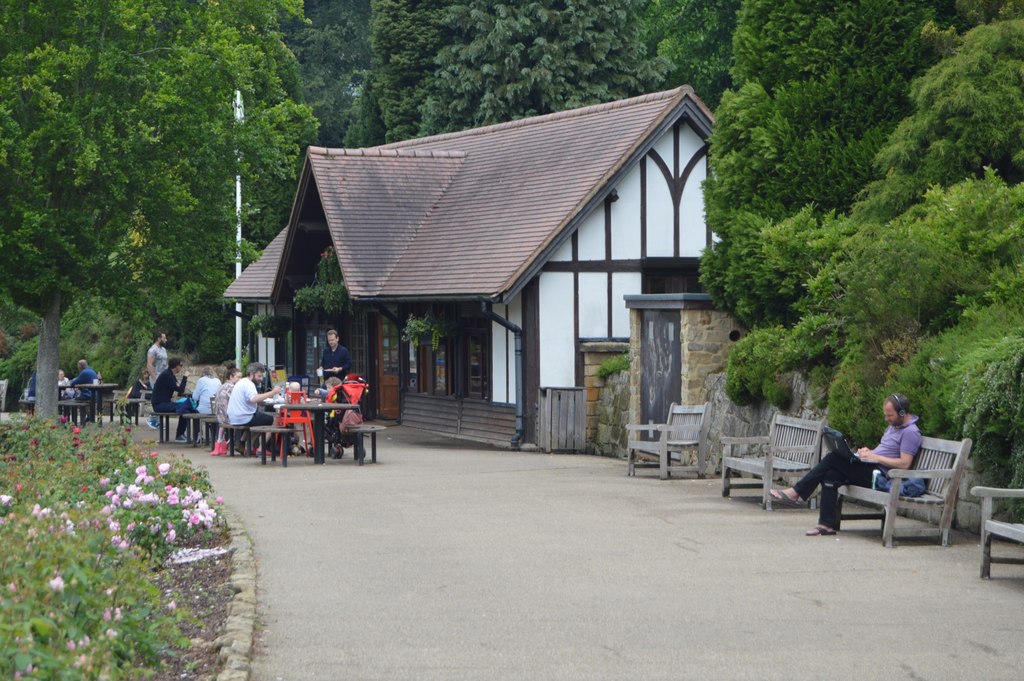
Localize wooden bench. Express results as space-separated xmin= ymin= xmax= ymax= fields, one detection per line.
xmin=721 ymin=415 xmax=825 ymax=510
xmin=199 ymin=414 xmax=220 ymax=450
xmin=836 ymin=436 xmax=972 ymax=547
xmin=970 ymin=486 xmax=1024 ymax=578
xmin=250 ymin=425 xmax=293 ymax=466
xmin=224 ymin=424 xmax=251 ymax=457
xmin=348 ymin=424 xmax=387 ymax=465
xmin=58 ymin=400 xmax=90 ymax=426
xmin=626 ymin=403 xmax=710 ymax=479
xmin=179 ymin=413 xmax=206 ymax=446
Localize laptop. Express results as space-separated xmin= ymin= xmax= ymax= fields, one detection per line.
xmin=822 ymin=426 xmax=858 ymax=463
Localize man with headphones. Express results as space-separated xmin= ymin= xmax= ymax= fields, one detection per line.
xmin=770 ymin=393 xmax=922 ymax=536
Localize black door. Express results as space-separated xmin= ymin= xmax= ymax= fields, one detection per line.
xmin=640 ymin=309 xmax=681 ymax=424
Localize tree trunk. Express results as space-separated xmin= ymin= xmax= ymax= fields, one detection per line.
xmin=34 ymin=292 xmax=61 ymax=419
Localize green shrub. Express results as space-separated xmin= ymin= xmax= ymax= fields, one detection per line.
xmin=724 ymin=326 xmax=794 ymax=409
xmin=0 ymin=419 xmax=224 ymax=676
xmin=596 ymin=353 xmax=630 ymax=378
xmin=952 ymin=334 xmax=1024 ymax=497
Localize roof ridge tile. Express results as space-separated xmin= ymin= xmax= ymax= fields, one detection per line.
xmin=378 ymin=86 xmax=692 ymax=150
xmin=307 ymin=147 xmax=466 ymax=159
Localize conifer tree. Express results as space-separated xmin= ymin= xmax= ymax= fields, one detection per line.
xmin=369 ymin=0 xmax=451 ymax=142
xmin=420 ymin=0 xmax=665 ymax=135
xmin=285 ymin=0 xmax=373 ymax=147
xmin=700 ymin=0 xmax=942 ymax=327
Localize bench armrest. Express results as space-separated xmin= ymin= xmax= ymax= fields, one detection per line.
xmin=771 ymin=445 xmax=817 ymax=454
xmin=971 ymin=486 xmax=1024 ymax=499
xmin=625 ymin=423 xmax=667 ymax=433
xmin=720 ymin=435 xmax=769 ymax=446
xmin=889 ymin=468 xmax=953 ymax=480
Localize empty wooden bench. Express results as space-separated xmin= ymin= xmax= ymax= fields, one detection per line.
xmin=348 ymin=424 xmax=387 ymax=465
xmin=250 ymin=425 xmax=293 ymax=467
xmin=721 ymin=414 xmax=825 ymax=510
xmin=836 ymin=436 xmax=972 ymax=547
xmin=626 ymin=403 xmax=710 ymax=479
xmin=971 ymin=486 xmax=1024 ymax=578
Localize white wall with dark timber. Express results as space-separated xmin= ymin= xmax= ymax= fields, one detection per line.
xmin=538 ymin=271 xmax=576 ymax=386
xmin=490 ymin=297 xmax=522 ymax=404
xmin=611 ymin=272 xmax=641 ymax=337
xmin=645 ymin=153 xmax=675 ymax=257
xmin=679 ymin=124 xmax=707 ymax=256
xmin=256 ymin=303 xmax=277 ymax=369
xmin=576 ymin=206 xmax=605 ymax=261
xmin=611 ymin=162 xmax=642 ymax=259
xmin=550 ymin=233 xmax=573 ymax=262
xmin=578 ymin=272 xmax=608 ymax=337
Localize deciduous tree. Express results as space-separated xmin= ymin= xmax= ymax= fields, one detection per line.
xmin=0 ymin=0 xmax=315 ymax=417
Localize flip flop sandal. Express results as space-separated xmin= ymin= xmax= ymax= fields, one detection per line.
xmin=770 ymin=489 xmax=803 ymax=507
xmin=805 ymin=525 xmax=837 ymax=536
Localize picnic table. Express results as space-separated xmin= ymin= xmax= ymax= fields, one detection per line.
xmin=263 ymin=399 xmax=359 ymax=465
xmin=58 ymin=383 xmax=119 ymax=426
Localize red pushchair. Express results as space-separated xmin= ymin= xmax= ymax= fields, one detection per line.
xmin=325 ymin=374 xmax=369 ymax=459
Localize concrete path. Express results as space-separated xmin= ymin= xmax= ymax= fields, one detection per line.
xmin=142 ymin=425 xmax=1024 ymax=681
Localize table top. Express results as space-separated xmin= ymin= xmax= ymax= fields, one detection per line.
xmin=263 ymin=400 xmax=359 ymax=412
xmin=64 ymin=383 xmax=120 ymax=390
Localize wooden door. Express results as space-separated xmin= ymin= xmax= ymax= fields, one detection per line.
xmin=377 ymin=316 xmax=400 ymax=419
xmin=640 ymin=309 xmax=681 ymax=424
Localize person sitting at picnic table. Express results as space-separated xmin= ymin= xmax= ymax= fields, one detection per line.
xmin=212 ymin=366 xmax=241 ymax=456
xmin=58 ymin=370 xmax=75 ymax=399
xmin=770 ymin=393 xmax=922 ymax=536
xmin=151 ymin=358 xmax=195 ymax=443
xmin=225 ymin=362 xmax=282 ymax=455
xmin=191 ymin=366 xmax=222 ymax=416
xmin=69 ymin=359 xmax=98 ymax=401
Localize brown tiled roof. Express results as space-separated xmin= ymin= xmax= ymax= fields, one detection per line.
xmin=224 ymin=227 xmax=288 ymax=302
xmin=308 ymin=151 xmax=464 ymax=298
xmin=228 ymin=86 xmax=712 ymax=302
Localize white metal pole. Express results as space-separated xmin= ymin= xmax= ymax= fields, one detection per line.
xmin=233 ymin=90 xmax=244 ymax=367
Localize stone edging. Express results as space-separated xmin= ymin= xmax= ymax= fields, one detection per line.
xmin=215 ymin=509 xmax=258 ymax=681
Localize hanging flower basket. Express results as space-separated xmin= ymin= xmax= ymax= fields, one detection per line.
xmin=248 ymin=313 xmax=291 ymax=338
xmin=402 ymin=313 xmax=457 ymax=351
xmin=292 ymin=246 xmax=351 ymax=315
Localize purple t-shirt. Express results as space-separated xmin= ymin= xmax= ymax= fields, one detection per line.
xmin=874 ymin=415 xmax=922 ymax=468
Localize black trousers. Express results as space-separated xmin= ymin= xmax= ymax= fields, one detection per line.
xmin=792 ymin=451 xmax=881 ymax=529
xmin=154 ymin=401 xmax=190 ymax=437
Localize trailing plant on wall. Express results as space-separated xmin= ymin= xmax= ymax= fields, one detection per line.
xmin=293 ymin=247 xmax=351 ymax=315
xmin=597 ymin=353 xmax=630 ymax=378
xmin=402 ymin=312 xmax=456 ymax=351
xmin=247 ymin=313 xmax=291 ymax=339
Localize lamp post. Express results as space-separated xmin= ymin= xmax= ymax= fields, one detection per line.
xmin=233 ymin=90 xmax=244 ymax=367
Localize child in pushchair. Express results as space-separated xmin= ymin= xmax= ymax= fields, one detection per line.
xmin=324 ymin=374 xmax=369 ymax=459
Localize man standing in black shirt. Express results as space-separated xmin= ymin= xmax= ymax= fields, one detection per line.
xmin=321 ymin=329 xmax=351 ymax=383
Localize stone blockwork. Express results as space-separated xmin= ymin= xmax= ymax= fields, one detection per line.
xmin=593 ymin=362 xmax=986 ymax=533
xmin=680 ymin=309 xmax=744 ymax=405
xmin=582 ymin=342 xmax=630 ymax=455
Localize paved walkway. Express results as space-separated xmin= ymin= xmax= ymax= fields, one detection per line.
xmin=138 ymin=425 xmax=1024 ymax=680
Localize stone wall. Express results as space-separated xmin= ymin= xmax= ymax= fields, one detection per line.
xmin=582 ymin=342 xmax=629 ymax=456
xmin=610 ymin=365 xmax=987 ymax=534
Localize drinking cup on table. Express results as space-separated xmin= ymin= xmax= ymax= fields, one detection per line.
xmin=316 ymin=367 xmax=323 ymax=378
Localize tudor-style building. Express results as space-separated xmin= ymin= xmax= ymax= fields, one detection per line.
xmin=226 ymin=86 xmax=716 ymax=448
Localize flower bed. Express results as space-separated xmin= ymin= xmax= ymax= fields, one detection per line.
xmin=0 ymin=418 xmax=225 ymax=679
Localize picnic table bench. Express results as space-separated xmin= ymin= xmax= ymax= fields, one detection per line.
xmin=348 ymin=424 xmax=387 ymax=465
xmin=836 ymin=436 xmax=972 ymax=547
xmin=971 ymin=485 xmax=1024 ymax=578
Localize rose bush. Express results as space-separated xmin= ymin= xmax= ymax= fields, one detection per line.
xmin=0 ymin=418 xmax=225 ymax=678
